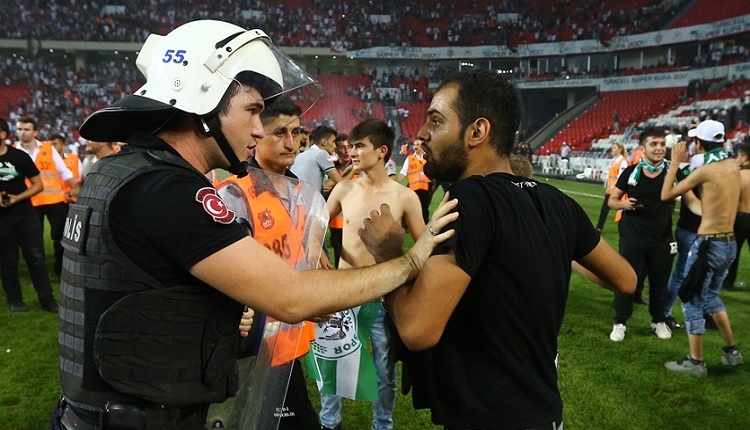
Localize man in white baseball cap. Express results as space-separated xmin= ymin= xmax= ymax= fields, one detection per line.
xmin=687 ymin=119 xmax=726 ymax=144
xmin=662 ymin=118 xmax=744 ymax=378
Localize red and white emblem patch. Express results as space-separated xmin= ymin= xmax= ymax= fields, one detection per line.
xmin=258 ymin=209 xmax=274 ymax=230
xmin=195 ymin=187 xmax=236 ymax=224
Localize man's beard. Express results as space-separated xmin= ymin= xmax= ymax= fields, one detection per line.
xmin=424 ymin=138 xmax=467 ymax=182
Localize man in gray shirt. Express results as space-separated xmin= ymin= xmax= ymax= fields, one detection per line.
xmin=291 ymin=125 xmax=344 ymax=194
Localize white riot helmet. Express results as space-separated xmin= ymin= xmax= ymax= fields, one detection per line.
xmin=80 ymin=20 xmax=322 ymax=172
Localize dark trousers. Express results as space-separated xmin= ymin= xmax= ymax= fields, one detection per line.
xmin=595 ymin=193 xmax=611 ymax=231
xmin=614 ymin=226 xmax=674 ymax=324
xmin=35 ymin=202 xmax=68 ymax=277
xmin=0 ymin=205 xmax=55 ymax=305
xmin=329 ymin=228 xmax=342 ymax=268
xmin=723 ymin=212 xmax=750 ymax=288
xmin=278 ymin=359 xmax=320 ymax=430
xmin=415 ymin=189 xmax=432 ymax=224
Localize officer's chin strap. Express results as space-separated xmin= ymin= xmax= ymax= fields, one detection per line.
xmin=198 ymin=116 xmax=249 ymax=178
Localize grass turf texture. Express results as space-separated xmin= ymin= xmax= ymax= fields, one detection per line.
xmin=2 ymin=178 xmax=749 ymax=429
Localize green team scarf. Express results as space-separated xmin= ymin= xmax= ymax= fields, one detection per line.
xmin=703 ymin=147 xmax=729 ymax=165
xmin=627 ymin=157 xmax=668 ymax=186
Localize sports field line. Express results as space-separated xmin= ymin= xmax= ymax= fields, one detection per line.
xmin=559 ymin=189 xmax=602 ymax=199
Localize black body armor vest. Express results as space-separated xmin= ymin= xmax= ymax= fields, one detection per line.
xmin=59 ymin=146 xmax=243 ymax=411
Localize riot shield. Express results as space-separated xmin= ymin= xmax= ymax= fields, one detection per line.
xmin=207 ymin=167 xmax=329 ymax=429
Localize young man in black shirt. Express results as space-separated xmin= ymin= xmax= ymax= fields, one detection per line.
xmin=0 ymin=134 xmax=58 ymax=312
xmin=360 ymin=69 xmax=636 ymax=429
xmin=607 ymin=127 xmax=676 ymax=342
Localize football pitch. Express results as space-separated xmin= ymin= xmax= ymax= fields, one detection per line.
xmin=1 ymin=178 xmax=748 ymax=429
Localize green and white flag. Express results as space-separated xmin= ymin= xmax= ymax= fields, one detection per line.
xmin=305 ymin=302 xmax=380 ymax=401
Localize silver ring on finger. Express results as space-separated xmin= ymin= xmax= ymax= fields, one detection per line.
xmin=429 ymin=225 xmax=437 ymax=236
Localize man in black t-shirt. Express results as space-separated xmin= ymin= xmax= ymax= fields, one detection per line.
xmin=360 ymin=70 xmax=636 ymax=429
xmin=607 ymin=127 xmax=676 ymax=343
xmin=0 ymin=140 xmax=57 ymax=312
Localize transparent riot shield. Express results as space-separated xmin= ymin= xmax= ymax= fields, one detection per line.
xmin=207 ymin=167 xmax=329 ymax=429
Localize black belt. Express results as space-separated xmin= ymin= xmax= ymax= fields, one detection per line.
xmin=60 ymin=399 xmax=207 ymax=430
xmin=61 ymin=404 xmax=98 ymax=430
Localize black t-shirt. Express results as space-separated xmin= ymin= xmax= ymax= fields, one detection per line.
xmin=412 ymin=173 xmax=599 ymax=429
xmin=615 ymin=165 xmax=674 ymax=238
xmin=0 ymin=143 xmax=40 ymax=216
xmin=109 ymin=141 xmax=249 ymax=288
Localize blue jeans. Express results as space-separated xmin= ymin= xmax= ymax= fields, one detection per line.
xmin=664 ymin=227 xmax=697 ymax=319
xmin=319 ymin=304 xmax=396 ymax=430
xmin=682 ymin=236 xmax=736 ymax=335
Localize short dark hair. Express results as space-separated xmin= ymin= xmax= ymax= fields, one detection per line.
xmin=310 ymin=125 xmax=338 ymax=145
xmin=697 ymin=137 xmax=724 ymax=152
xmin=639 ymin=126 xmax=666 ymax=145
xmin=215 ymin=70 xmax=282 ymax=118
xmin=335 ymin=133 xmax=348 ymax=144
xmin=0 ymin=118 xmax=9 ymax=134
xmin=17 ymin=116 xmax=38 ymax=130
xmin=49 ymin=133 xmax=66 ymax=143
xmin=260 ymin=95 xmax=302 ymax=125
xmin=436 ymin=69 xmax=521 ymax=156
xmin=738 ymin=143 xmax=750 ymax=161
xmin=349 ymin=118 xmax=395 ymax=162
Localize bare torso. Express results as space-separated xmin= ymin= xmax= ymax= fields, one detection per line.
xmin=333 ymin=177 xmax=424 ymax=269
xmin=696 ymin=159 xmax=740 ymax=234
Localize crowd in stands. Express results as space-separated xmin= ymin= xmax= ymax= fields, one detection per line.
xmin=1 ymin=55 xmax=142 ymax=141
xmin=0 ymin=0 xmax=720 ymax=50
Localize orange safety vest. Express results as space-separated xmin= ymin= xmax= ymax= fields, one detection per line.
xmin=606 ymin=155 xmax=626 ymax=189
xmin=27 ymin=141 xmax=67 ymax=207
xmin=217 ymin=173 xmax=315 ymax=364
xmin=59 ymin=153 xmax=80 ymax=198
xmin=405 ymin=154 xmax=430 ymax=191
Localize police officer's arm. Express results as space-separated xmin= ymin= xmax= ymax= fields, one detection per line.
xmin=1 ymin=174 xmax=43 ymax=206
xmin=573 ymin=239 xmax=637 ymax=293
xmin=190 ymin=198 xmax=458 ymax=324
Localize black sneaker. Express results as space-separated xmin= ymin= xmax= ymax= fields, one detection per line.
xmin=41 ymin=301 xmax=59 ymax=313
xmin=8 ymin=302 xmax=29 ymax=312
xmin=665 ymin=317 xmax=682 ymax=331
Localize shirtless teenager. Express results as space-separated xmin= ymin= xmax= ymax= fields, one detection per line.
xmin=320 ymin=118 xmax=424 ymax=430
xmin=661 ymin=119 xmax=743 ymax=377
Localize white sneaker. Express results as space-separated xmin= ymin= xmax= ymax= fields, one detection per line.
xmin=610 ymin=324 xmax=626 ymax=342
xmin=652 ymin=322 xmax=672 ymax=339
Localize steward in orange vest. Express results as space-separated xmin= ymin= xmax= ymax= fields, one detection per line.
xmin=216 ymin=160 xmax=317 ymax=363
xmin=398 ymin=139 xmax=433 ymax=223
xmin=24 ymin=141 xmax=69 ymax=207
xmin=401 ymin=153 xmax=430 ymax=191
